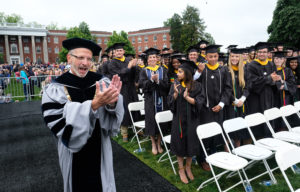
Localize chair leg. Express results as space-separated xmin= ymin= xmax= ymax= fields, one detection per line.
xmin=262 ymin=159 xmax=277 ymax=184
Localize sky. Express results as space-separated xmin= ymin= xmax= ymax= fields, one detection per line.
xmin=1 ymin=0 xmax=277 ymax=52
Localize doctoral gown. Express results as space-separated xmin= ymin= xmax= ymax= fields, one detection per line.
xmin=41 ymin=71 xmax=124 ymax=192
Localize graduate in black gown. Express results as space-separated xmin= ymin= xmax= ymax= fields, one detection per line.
xmin=138 ymin=48 xmax=169 ymax=155
xmin=168 ymin=59 xmax=204 ymax=184
xmin=196 ymin=45 xmax=232 ymax=171
xmin=272 ymin=51 xmax=297 ymax=132
xmin=108 ymin=42 xmax=138 ymax=142
xmin=286 ymin=56 xmax=300 ymax=101
xmin=101 ymin=46 xmax=113 ymax=79
xmin=247 ymin=42 xmax=280 ymax=138
xmin=167 ymin=53 xmax=185 ymax=84
xmin=224 ymin=48 xmax=251 ymax=146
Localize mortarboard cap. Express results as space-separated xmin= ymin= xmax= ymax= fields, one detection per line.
xmin=105 ymin=46 xmax=113 ymax=53
xmin=227 ymin=45 xmax=238 ymax=49
xmin=286 ymin=56 xmax=299 ymax=62
xmin=230 ymin=48 xmax=243 ymax=54
xmin=187 ymin=45 xmax=200 ymax=53
xmin=178 ymin=59 xmax=198 ymax=75
xmin=254 ymin=42 xmax=269 ymax=51
xmin=125 ymin=53 xmax=135 ymax=58
xmin=62 ymin=37 xmax=102 ymax=56
xmin=171 ymin=53 xmax=186 ymax=60
xmin=162 ymin=47 xmax=170 ymax=52
xmin=144 ymin=47 xmax=160 ymax=56
xmin=161 ymin=53 xmax=171 ymax=58
xmin=101 ymin=54 xmax=109 ymax=59
xmin=248 ymin=46 xmax=255 ymax=52
xmin=205 ymin=45 xmax=222 ymax=54
xmin=197 ymin=40 xmax=209 ymax=46
xmin=273 ymin=51 xmax=286 ymax=58
xmin=112 ymin=42 xmax=126 ymax=50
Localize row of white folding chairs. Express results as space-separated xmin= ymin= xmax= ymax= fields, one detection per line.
xmin=196 ymin=105 xmax=300 ymax=192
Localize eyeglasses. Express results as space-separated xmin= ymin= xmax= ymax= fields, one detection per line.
xmin=70 ymin=54 xmax=94 ymax=62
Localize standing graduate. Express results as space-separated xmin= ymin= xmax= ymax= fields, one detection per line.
xmin=196 ymin=45 xmax=232 ymax=171
xmin=167 ymin=53 xmax=185 ymax=84
xmin=247 ymin=42 xmax=280 ymax=138
xmin=108 ymin=42 xmax=138 ymax=142
xmin=187 ymin=45 xmax=205 ymax=81
xmin=138 ymin=48 xmax=169 ymax=155
xmin=225 ymin=48 xmax=250 ymax=146
xmin=168 ymin=59 xmax=204 ymax=184
xmin=101 ymin=46 xmax=113 ymax=79
xmin=273 ymin=52 xmax=297 ymax=107
xmin=42 ymin=38 xmax=124 ymax=192
xmin=286 ymin=56 xmax=300 ymax=101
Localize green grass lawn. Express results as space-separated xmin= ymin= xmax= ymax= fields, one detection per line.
xmin=113 ymin=130 xmax=300 ymax=192
xmin=3 ymin=78 xmax=42 ymax=102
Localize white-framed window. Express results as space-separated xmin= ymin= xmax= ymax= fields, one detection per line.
xmin=11 ymin=43 xmax=18 ymax=54
xmin=10 ymin=37 xmax=16 ymax=42
xmin=144 ymin=36 xmax=148 ymax=43
xmin=132 ymin=37 xmax=135 ymax=44
xmin=23 ymin=37 xmax=29 ymax=43
xmin=48 ymin=48 xmax=51 ymax=53
xmin=35 ymin=37 xmax=41 ymax=43
xmin=37 ymin=57 xmax=42 ymax=64
xmin=138 ymin=37 xmax=141 ymax=43
xmin=170 ymin=43 xmax=172 ymax=49
xmin=97 ymin=38 xmax=102 ymax=44
xmin=153 ymin=35 xmax=157 ymax=41
xmin=48 ymin=37 xmax=51 ymax=43
xmin=54 ymin=37 xmax=59 ymax=44
xmin=163 ymin=43 xmax=167 ymax=48
xmin=0 ymin=46 xmax=3 ymax=53
xmin=163 ymin=34 xmax=167 ymax=41
xmin=36 ymin=46 xmax=41 ymax=53
xmin=154 ymin=45 xmax=157 ymax=49
xmin=55 ymin=47 xmax=59 ymax=54
xmin=104 ymin=38 xmax=108 ymax=44
xmin=144 ymin=46 xmax=148 ymax=51
xmin=55 ymin=57 xmax=60 ymax=63
xmin=24 ymin=46 xmax=30 ymax=54
xmin=138 ymin=46 xmax=142 ymax=52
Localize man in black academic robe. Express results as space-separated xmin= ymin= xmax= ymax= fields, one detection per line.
xmin=247 ymin=42 xmax=280 ymax=138
xmin=196 ymin=45 xmax=232 ymax=171
xmin=108 ymin=42 xmax=138 ymax=142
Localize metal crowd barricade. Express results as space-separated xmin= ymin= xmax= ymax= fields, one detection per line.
xmin=0 ymin=75 xmax=59 ymax=101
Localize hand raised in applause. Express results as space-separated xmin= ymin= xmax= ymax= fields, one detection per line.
xmin=91 ymin=75 xmax=122 ymax=110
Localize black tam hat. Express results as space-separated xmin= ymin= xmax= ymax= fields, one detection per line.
xmin=205 ymin=45 xmax=222 ymax=54
xmin=144 ymin=48 xmax=160 ymax=56
xmin=178 ymin=59 xmax=198 ymax=75
xmin=62 ymin=37 xmax=102 ymax=56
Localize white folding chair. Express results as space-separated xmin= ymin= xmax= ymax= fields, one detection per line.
xmin=244 ymin=113 xmax=294 ymax=152
xmin=128 ymin=101 xmax=149 ymax=150
xmin=275 ymin=146 xmax=300 ymax=192
xmin=281 ymin=105 xmax=300 ymax=134
xmin=264 ymin=107 xmax=300 ymax=144
xmin=294 ymin=101 xmax=300 ymax=112
xmin=155 ymin=110 xmax=177 ymax=175
xmin=196 ymin=122 xmax=249 ymax=192
xmin=223 ymin=117 xmax=276 ymax=184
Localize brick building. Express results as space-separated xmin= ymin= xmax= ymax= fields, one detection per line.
xmin=128 ymin=27 xmax=171 ymax=54
xmin=0 ymin=23 xmax=170 ymax=64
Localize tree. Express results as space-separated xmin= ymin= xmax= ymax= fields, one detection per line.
xmin=5 ymin=13 xmax=23 ymax=24
xmin=163 ymin=5 xmax=214 ymax=52
xmin=46 ymin=22 xmax=59 ymax=30
xmin=59 ymin=21 xmax=95 ymax=62
xmin=107 ymin=31 xmax=135 ymax=55
xmin=267 ymin=0 xmax=300 ymax=48
xmin=164 ymin=13 xmax=183 ymax=52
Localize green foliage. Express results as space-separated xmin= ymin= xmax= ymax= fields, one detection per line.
xmin=268 ymin=0 xmax=300 ymax=48
xmin=3 ymin=13 xmax=23 ymax=24
xmin=59 ymin=22 xmax=95 ymax=62
xmin=163 ymin=5 xmax=214 ymax=53
xmin=107 ymin=31 xmax=135 ymax=55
